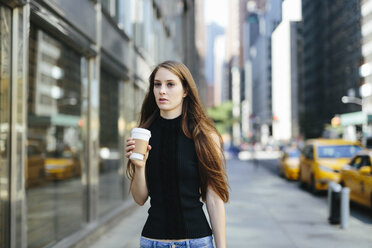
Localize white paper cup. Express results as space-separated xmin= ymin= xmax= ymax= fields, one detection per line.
xmin=129 ymin=128 xmax=151 ymax=161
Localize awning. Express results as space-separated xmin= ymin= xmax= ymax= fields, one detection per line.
xmin=28 ymin=114 xmax=81 ymax=127
xmin=340 ymin=111 xmax=372 ymax=126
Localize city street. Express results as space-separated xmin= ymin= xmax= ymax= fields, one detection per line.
xmin=89 ymin=157 xmax=372 ymax=248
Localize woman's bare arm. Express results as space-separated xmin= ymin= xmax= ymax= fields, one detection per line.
xmin=125 ymin=138 xmax=151 ymax=205
xmin=206 ymin=187 xmax=226 ymax=248
xmin=206 ymin=132 xmax=226 ymax=248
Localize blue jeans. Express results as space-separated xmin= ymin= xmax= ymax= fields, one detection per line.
xmin=140 ymin=236 xmax=214 ymax=248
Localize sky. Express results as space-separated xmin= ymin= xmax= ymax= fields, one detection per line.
xmin=204 ymin=0 xmax=228 ymax=28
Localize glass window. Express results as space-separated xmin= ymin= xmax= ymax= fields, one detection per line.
xmin=350 ymin=155 xmax=372 ymax=169
xmin=144 ymin=0 xmax=152 ymax=53
xmin=102 ymin=0 xmax=133 ymax=37
xmin=302 ymin=145 xmax=313 ymax=159
xmin=117 ymin=0 xmax=132 ymax=36
xmin=0 ymin=5 xmax=11 ymax=246
xmin=132 ymin=0 xmax=144 ymax=48
xmin=363 ymin=156 xmax=372 ymax=166
xmin=27 ymin=27 xmax=84 ymax=248
xmin=101 ymin=0 xmax=115 ymax=16
xmin=317 ymin=145 xmax=362 ymax=159
xmin=99 ymin=69 xmax=123 ymax=216
xmin=349 ymin=156 xmax=363 ymax=168
xmin=366 ymin=137 xmax=372 ymax=149
xmin=288 ymin=150 xmax=300 ymax=158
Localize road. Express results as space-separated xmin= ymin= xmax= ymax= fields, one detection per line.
xmin=90 ymin=158 xmax=372 ymax=248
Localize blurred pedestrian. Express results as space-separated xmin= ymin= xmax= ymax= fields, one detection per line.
xmin=125 ymin=61 xmax=229 ymax=248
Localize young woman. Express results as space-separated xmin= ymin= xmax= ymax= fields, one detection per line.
xmin=125 ymin=61 xmax=229 ymax=248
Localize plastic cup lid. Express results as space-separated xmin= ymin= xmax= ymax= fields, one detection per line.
xmin=131 ymin=128 xmax=151 ymax=137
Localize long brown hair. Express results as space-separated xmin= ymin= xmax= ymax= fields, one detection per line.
xmin=126 ymin=60 xmax=229 ymax=202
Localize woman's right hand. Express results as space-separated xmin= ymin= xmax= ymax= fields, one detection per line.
xmin=125 ymin=138 xmax=152 ymax=168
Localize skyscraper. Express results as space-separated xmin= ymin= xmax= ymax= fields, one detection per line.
xmin=243 ymin=0 xmax=282 ymax=145
xmin=302 ymin=0 xmax=362 ymax=138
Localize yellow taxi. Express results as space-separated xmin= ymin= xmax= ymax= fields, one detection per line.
xmin=299 ymin=139 xmax=362 ymax=193
xmin=45 ymin=148 xmax=81 ymax=181
xmin=340 ymin=151 xmax=372 ymax=208
xmin=279 ymin=148 xmax=300 ymax=180
xmin=26 ymin=144 xmax=45 ymax=188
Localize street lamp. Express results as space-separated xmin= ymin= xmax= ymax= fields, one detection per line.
xmin=341 ymin=96 xmax=362 ymax=106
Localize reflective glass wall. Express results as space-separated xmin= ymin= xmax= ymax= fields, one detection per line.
xmin=99 ymin=69 xmax=123 ymax=216
xmin=0 ymin=5 xmax=11 ymax=247
xmin=26 ymin=26 xmax=84 ymax=248
xmin=0 ymin=0 xmax=193 ymax=246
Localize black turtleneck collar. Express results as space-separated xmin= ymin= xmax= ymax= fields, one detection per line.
xmin=158 ymin=114 xmax=182 ymax=127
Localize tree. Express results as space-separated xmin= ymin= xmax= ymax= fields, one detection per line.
xmin=207 ymin=101 xmax=235 ymax=135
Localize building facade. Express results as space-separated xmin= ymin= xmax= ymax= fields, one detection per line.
xmin=205 ymin=23 xmax=224 ymax=86
xmin=302 ymin=0 xmax=362 ymax=138
xmin=243 ymin=0 xmax=282 ymax=145
xmin=214 ymin=34 xmax=227 ymax=106
xmin=358 ymin=0 xmax=372 ymax=139
xmin=205 ymin=22 xmax=224 ymax=107
xmin=272 ymin=0 xmax=302 ymax=143
xmin=226 ymin=0 xmax=242 ymax=146
xmin=194 ymin=0 xmax=208 ymax=106
xmin=0 ymin=0 xmax=199 ymax=247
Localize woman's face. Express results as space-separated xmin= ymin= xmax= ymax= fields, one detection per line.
xmin=153 ymin=67 xmax=187 ymax=118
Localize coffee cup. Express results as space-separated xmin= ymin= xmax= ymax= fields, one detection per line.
xmin=129 ymin=128 xmax=151 ymax=161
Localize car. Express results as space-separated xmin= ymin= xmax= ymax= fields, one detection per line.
xmin=26 ymin=144 xmax=45 ymax=188
xmin=362 ymin=136 xmax=372 ymax=150
xmin=340 ymin=151 xmax=372 ymax=209
xmin=299 ymin=139 xmax=362 ymax=193
xmin=279 ymin=148 xmax=300 ymax=180
xmin=44 ymin=148 xmax=81 ymax=181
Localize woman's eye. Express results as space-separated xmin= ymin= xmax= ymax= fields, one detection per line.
xmin=167 ymin=82 xmax=174 ymax=87
xmin=154 ymin=82 xmax=161 ymax=87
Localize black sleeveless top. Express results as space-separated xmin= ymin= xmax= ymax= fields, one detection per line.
xmin=141 ymin=114 xmax=212 ymax=239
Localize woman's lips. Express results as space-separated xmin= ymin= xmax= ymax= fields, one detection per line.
xmin=159 ymin=98 xmax=168 ymax=103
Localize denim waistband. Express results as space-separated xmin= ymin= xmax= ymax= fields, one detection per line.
xmin=140 ymin=235 xmax=214 ymax=248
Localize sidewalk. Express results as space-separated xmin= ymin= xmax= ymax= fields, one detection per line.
xmin=89 ymin=159 xmax=372 ymax=248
